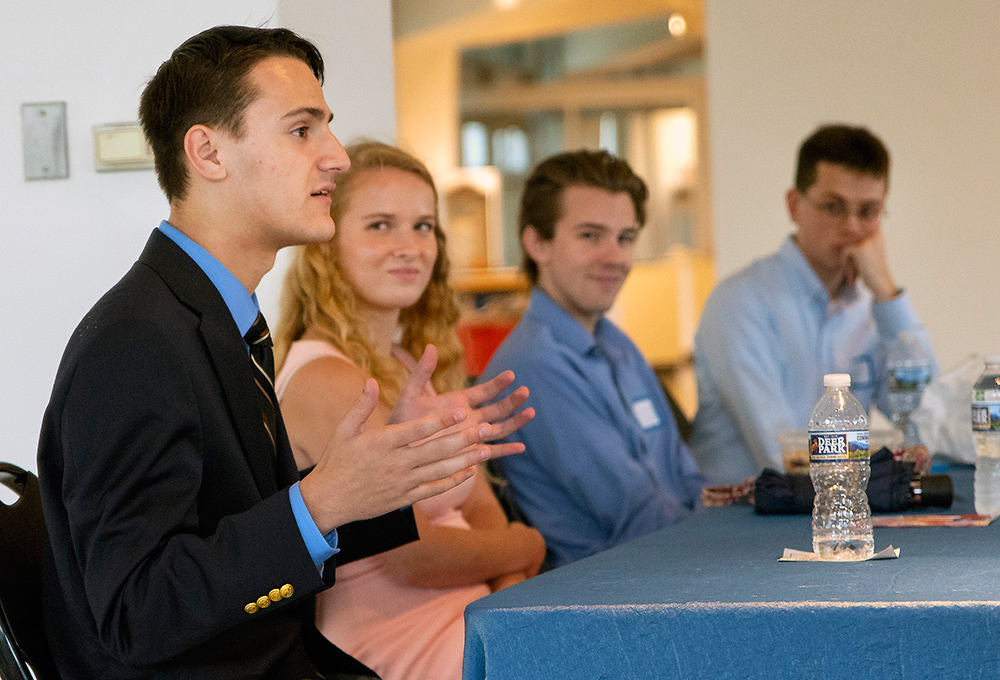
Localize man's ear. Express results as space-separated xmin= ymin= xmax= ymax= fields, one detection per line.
xmin=183 ymin=124 xmax=227 ymax=182
xmin=785 ymin=187 xmax=801 ymax=224
xmin=521 ymin=225 xmax=551 ymax=267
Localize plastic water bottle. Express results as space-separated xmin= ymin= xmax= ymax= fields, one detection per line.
xmin=886 ymin=330 xmax=932 ymax=446
xmin=971 ymin=356 xmax=1000 ymax=516
xmin=809 ymin=373 xmax=874 ymax=560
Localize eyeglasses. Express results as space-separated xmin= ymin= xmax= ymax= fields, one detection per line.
xmin=801 ymin=194 xmax=887 ymax=223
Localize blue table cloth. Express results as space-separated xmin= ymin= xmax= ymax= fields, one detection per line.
xmin=464 ymin=464 xmax=1000 ymax=679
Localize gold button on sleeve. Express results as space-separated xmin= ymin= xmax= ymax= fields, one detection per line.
xmin=269 ymin=588 xmax=282 ymax=602
xmin=280 ymin=584 xmax=294 ymax=599
xmin=244 ymin=602 xmax=259 ymax=615
xmin=256 ymin=596 xmax=271 ymax=609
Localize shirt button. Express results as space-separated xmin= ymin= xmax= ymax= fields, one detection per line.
xmin=269 ymin=588 xmax=282 ymax=602
xmin=244 ymin=602 xmax=259 ymax=615
xmin=256 ymin=596 xmax=271 ymax=610
xmin=280 ymin=583 xmax=295 ymax=599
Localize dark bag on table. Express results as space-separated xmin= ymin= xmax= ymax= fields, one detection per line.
xmin=755 ymin=447 xmax=953 ymax=514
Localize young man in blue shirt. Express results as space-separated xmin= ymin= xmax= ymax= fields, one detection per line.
xmin=690 ymin=124 xmax=936 ymax=485
xmin=480 ymin=150 xmax=704 ymax=568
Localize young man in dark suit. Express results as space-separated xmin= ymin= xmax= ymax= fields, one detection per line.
xmin=37 ymin=25 xmax=531 ymax=680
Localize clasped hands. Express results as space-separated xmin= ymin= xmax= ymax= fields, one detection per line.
xmin=301 ymin=344 xmax=534 ymax=534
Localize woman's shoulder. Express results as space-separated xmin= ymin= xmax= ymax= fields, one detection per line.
xmin=276 ymin=338 xmax=362 ymax=400
xmin=286 ymin=338 xmax=350 ymax=364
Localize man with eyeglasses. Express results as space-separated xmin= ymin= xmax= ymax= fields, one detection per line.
xmin=689 ymin=124 xmax=936 ymax=484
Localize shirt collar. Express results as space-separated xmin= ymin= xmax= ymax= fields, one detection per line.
xmin=778 ymin=235 xmax=861 ymax=310
xmin=525 ymin=287 xmax=605 ymax=356
xmin=778 ymin=235 xmax=858 ymax=306
xmin=157 ymin=220 xmax=260 ymax=337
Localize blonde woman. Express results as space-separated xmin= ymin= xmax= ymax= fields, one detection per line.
xmin=274 ymin=141 xmax=545 ymax=680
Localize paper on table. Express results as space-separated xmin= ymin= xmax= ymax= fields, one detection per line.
xmin=872 ymin=514 xmax=995 ymax=528
xmin=778 ymin=546 xmax=900 ymax=562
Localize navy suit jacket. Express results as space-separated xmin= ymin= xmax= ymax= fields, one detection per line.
xmin=38 ymin=230 xmax=416 ymax=679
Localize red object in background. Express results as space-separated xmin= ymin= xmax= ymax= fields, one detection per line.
xmin=456 ymin=319 xmax=518 ymax=378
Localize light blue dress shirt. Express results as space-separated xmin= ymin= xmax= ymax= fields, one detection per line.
xmin=690 ymin=235 xmax=937 ymax=485
xmin=480 ymin=288 xmax=704 ymax=568
xmin=158 ymin=221 xmax=337 ymax=568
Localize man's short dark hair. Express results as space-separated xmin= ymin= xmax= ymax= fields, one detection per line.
xmin=139 ymin=25 xmax=325 ymax=203
xmin=795 ymin=124 xmax=890 ymax=193
xmin=519 ymin=149 xmax=648 ymax=284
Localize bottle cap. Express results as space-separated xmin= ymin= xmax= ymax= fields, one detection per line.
xmin=823 ymin=373 xmax=851 ymax=387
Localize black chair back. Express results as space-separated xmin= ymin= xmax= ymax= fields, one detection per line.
xmin=0 ymin=463 xmax=59 ymax=680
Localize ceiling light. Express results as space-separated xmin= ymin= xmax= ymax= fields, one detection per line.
xmin=668 ymin=13 xmax=687 ymax=37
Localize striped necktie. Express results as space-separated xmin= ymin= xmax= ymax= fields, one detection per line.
xmin=245 ymin=312 xmax=277 ymax=458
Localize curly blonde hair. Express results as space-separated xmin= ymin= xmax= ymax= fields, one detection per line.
xmin=274 ymin=141 xmax=465 ymax=404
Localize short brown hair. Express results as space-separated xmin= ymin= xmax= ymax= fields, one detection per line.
xmin=519 ymin=150 xmax=647 ymax=284
xmin=139 ymin=25 xmax=324 ymax=203
xmin=795 ymin=124 xmax=890 ymax=193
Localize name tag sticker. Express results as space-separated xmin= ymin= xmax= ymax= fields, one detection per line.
xmin=632 ymin=398 xmax=661 ymax=429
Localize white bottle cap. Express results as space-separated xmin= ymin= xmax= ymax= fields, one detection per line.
xmin=824 ymin=373 xmax=851 ymax=387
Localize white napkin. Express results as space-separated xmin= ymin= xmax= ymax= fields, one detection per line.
xmin=911 ymin=354 xmax=983 ymax=463
xmin=779 ymin=546 xmax=900 ymax=562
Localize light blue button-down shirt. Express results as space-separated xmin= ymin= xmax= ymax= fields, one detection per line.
xmin=690 ymin=235 xmax=936 ymax=485
xmin=158 ymin=221 xmax=337 ymax=569
xmin=480 ymin=288 xmax=704 ymax=568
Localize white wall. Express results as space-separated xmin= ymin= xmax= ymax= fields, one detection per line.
xmin=704 ymin=1 xmax=1000 ymax=376
xmin=1 ymin=0 xmax=395 ymax=473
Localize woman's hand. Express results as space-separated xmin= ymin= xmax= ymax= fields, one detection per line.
xmin=388 ymin=345 xmax=535 ymax=460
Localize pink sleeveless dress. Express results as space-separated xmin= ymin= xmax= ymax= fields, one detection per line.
xmin=275 ymin=339 xmax=490 ymax=680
